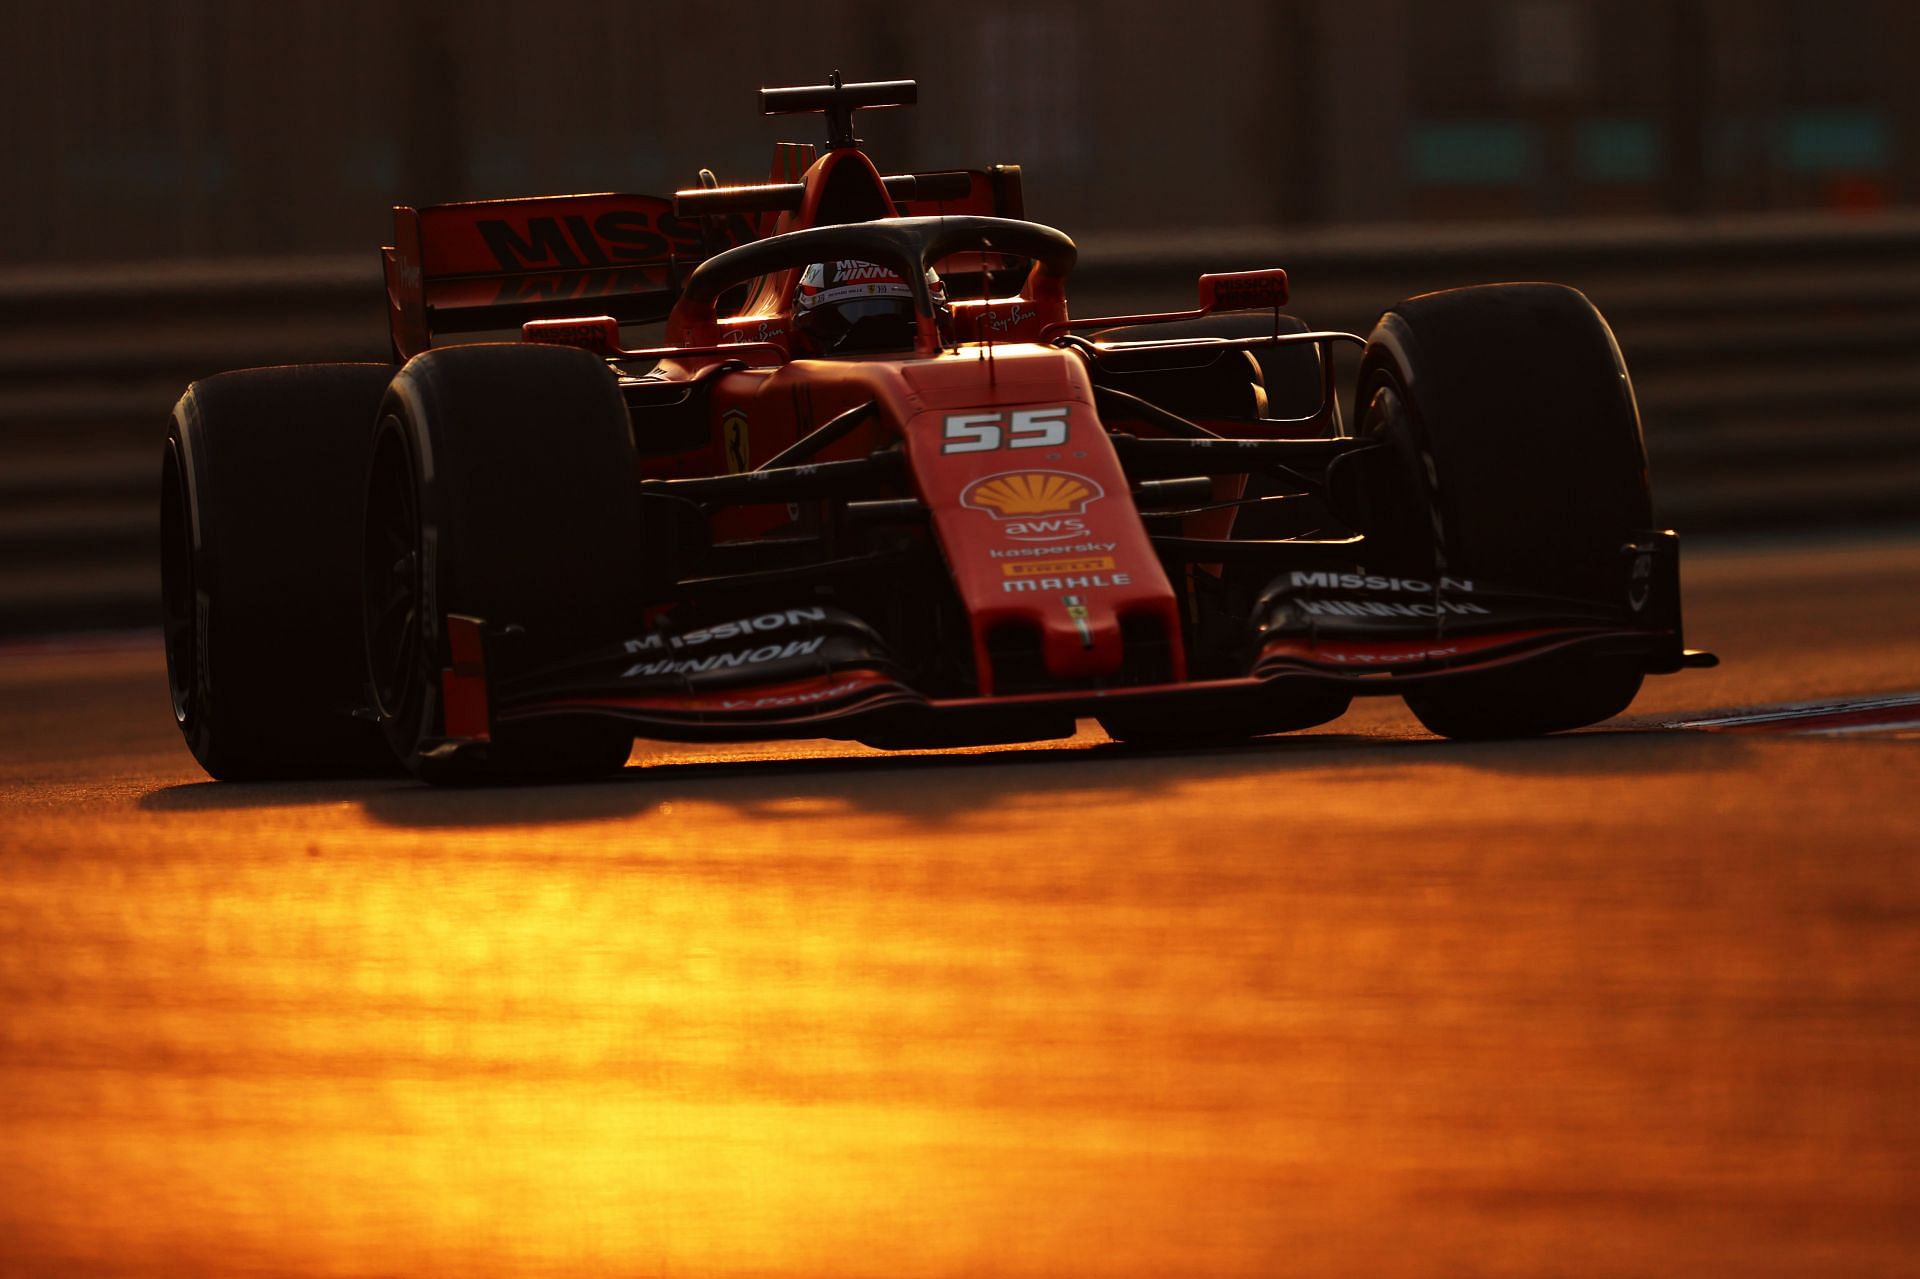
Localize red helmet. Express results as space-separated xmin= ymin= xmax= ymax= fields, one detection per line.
xmin=793 ymin=259 xmax=948 ymax=354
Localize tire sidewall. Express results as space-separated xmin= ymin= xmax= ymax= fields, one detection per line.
xmin=364 ymin=406 xmax=441 ymax=765
xmin=1355 ymin=286 xmax=1652 ymax=604
xmin=163 ymin=396 xmax=219 ymax=766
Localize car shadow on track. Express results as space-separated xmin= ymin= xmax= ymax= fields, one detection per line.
xmin=137 ymin=725 xmax=1755 ymax=831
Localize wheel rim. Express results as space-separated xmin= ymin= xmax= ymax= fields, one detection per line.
xmin=159 ymin=439 xmax=197 ymax=727
xmin=363 ymin=421 xmax=424 ymax=725
xmin=1357 ymin=374 xmax=1449 ymax=573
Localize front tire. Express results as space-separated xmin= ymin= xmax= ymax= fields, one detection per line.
xmin=363 ymin=344 xmax=646 ymax=783
xmin=1354 ymin=284 xmax=1651 ymax=739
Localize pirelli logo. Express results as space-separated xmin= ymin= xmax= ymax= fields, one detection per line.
xmin=1002 ymin=556 xmax=1116 ymax=578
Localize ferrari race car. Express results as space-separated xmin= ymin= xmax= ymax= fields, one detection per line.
xmin=162 ymin=75 xmax=1715 ymax=783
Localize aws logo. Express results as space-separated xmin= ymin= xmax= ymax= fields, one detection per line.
xmin=960 ymin=471 xmax=1104 ymax=519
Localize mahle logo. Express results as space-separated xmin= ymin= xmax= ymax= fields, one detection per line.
xmin=960 ymin=471 xmax=1104 ymax=519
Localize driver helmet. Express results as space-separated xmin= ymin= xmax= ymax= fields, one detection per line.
xmin=793 ymin=259 xmax=948 ymax=354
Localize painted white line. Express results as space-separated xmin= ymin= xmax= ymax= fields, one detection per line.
xmin=1666 ymin=691 xmax=1920 ymax=737
xmin=1808 ymin=719 xmax=1920 ymax=738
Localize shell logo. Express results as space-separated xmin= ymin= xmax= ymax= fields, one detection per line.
xmin=960 ymin=471 xmax=1105 ymax=518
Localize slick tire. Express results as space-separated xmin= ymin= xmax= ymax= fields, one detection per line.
xmin=1354 ymin=283 xmax=1650 ymax=739
xmin=162 ymin=363 xmax=404 ymax=780
xmin=363 ymin=344 xmax=645 ymax=784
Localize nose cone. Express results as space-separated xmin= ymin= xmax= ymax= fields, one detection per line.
xmin=900 ymin=349 xmax=1183 ymax=693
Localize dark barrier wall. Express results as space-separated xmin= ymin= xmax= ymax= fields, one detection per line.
xmin=1 ymin=0 xmax=1917 ymax=265
xmin=2 ymin=0 xmax=1917 ymax=631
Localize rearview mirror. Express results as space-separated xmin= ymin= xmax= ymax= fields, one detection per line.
xmin=1198 ymin=268 xmax=1290 ymax=313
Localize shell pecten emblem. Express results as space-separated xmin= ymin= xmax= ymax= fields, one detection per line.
xmin=960 ymin=471 xmax=1105 ymax=519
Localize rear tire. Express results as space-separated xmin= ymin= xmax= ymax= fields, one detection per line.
xmin=362 ymin=344 xmax=646 ymax=783
xmin=163 ymin=364 xmax=402 ymax=780
xmin=1353 ymin=284 xmax=1650 ymax=739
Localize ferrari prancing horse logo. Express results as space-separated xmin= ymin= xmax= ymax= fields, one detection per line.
xmin=721 ymin=409 xmax=750 ymax=474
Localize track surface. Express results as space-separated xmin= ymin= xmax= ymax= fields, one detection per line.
xmin=4 ymin=534 xmax=1919 ymax=1277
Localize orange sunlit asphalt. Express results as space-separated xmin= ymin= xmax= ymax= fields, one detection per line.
xmin=3 ymin=534 xmax=1919 ymax=1277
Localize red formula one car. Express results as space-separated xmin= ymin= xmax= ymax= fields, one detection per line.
xmin=162 ymin=76 xmax=1714 ymax=783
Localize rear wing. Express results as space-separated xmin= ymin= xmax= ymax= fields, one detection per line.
xmin=382 ymin=193 xmax=742 ymax=361
xmin=384 ymin=167 xmax=1025 ymax=362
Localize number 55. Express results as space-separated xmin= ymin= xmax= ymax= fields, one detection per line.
xmin=940 ymin=406 xmax=1070 ymax=453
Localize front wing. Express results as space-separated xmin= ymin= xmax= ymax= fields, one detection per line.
xmin=421 ymin=534 xmax=1713 ymax=761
